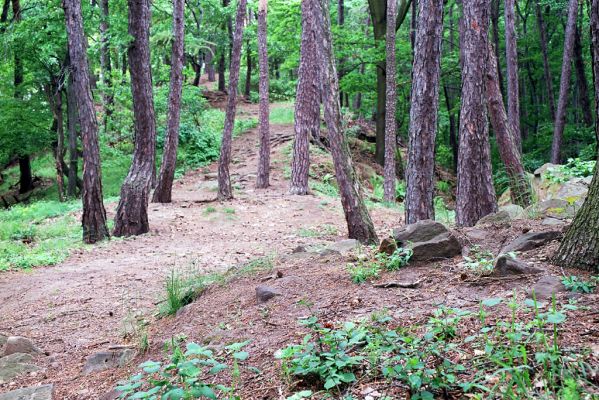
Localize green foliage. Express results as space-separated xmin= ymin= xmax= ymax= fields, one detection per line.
xmin=369 ymin=175 xmax=406 ymax=203
xmin=544 ymin=158 xmax=596 ymax=183
xmin=462 ymin=246 xmax=495 ymax=276
xmin=161 ymin=269 xmax=209 ymax=316
xmin=561 ymin=276 xmax=597 ymax=293
xmin=433 ymin=197 xmax=455 ymax=225
xmin=347 ymin=246 xmax=412 ymax=284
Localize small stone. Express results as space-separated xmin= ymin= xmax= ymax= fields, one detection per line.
xmin=527 ymin=276 xmax=567 ymax=300
xmin=493 ymin=255 xmax=543 ymax=276
xmin=82 ymin=349 xmax=136 ymax=375
xmin=477 ymin=211 xmax=512 ymax=225
xmin=291 ymin=245 xmax=307 ymax=254
xmin=541 ymin=217 xmax=565 ymax=226
xmin=0 ymin=384 xmax=54 ymax=400
xmin=325 ymin=239 xmax=360 ymax=255
xmin=99 ymin=389 xmax=122 ymax=400
xmin=3 ymin=337 xmax=41 ymax=357
xmin=378 ymin=237 xmax=397 ymax=256
xmin=255 ymin=285 xmax=281 ymax=303
xmin=501 ymin=231 xmax=562 ymax=254
xmin=0 ymin=334 xmax=7 ymax=349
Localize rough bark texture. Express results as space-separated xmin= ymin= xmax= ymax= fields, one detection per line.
xmin=405 ymin=0 xmax=443 ymax=222
xmin=152 ymin=0 xmax=184 ymax=203
xmin=573 ymin=25 xmax=593 ymax=127
xmin=244 ymin=38 xmax=252 ymax=97
xmin=255 ymin=0 xmax=270 ymax=189
xmin=99 ymin=0 xmax=113 ymax=129
xmin=551 ymin=0 xmax=578 ymax=164
xmin=504 ymin=0 xmax=521 ymax=149
xmin=456 ymin=0 xmax=497 ymax=227
xmin=289 ymin=0 xmax=320 ymax=195
xmin=206 ymin=45 xmax=216 ymax=82
xmin=63 ymin=0 xmax=109 ymax=243
xmin=553 ymin=0 xmax=599 ymax=272
xmin=48 ymin=80 xmax=65 ymax=201
xmin=66 ymin=77 xmax=79 ymax=197
xmin=535 ymin=1 xmax=556 ymax=120
xmin=314 ymin=0 xmax=378 ymax=244
xmin=383 ymin=0 xmax=397 ymax=203
xmin=218 ymin=51 xmax=226 ymax=91
xmin=113 ymin=0 xmax=157 ymax=236
xmin=490 ymin=0 xmax=504 ymax=97
xmin=485 ymin=41 xmax=533 ymax=207
xmin=217 ymin=0 xmax=247 ymax=200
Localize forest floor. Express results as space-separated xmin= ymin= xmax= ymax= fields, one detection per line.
xmin=0 ymin=99 xmax=598 ymax=399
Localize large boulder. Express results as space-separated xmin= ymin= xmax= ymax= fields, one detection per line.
xmin=3 ymin=337 xmax=41 ymax=357
xmin=83 ymin=348 xmax=135 ymax=375
xmin=394 ymin=220 xmax=461 ymax=262
xmin=493 ymin=255 xmax=543 ymax=276
xmin=527 ymin=199 xmax=575 ymax=219
xmin=393 ymin=220 xmax=448 ymax=244
xmin=501 ymin=231 xmax=562 ymax=254
xmin=0 ymin=353 xmax=40 ymax=384
xmin=0 ymin=384 xmax=54 ymax=400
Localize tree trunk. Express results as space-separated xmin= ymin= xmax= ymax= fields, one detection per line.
xmin=218 ymin=51 xmax=226 ymax=91
xmin=217 ymin=0 xmax=247 ymax=200
xmin=206 ymin=45 xmax=216 ymax=82
xmin=289 ymin=0 xmax=320 ymax=195
xmin=553 ymin=0 xmax=599 ymax=272
xmin=490 ymin=0 xmax=505 ymax=99
xmin=244 ymin=38 xmax=252 ymax=97
xmin=383 ymin=0 xmax=397 ymax=203
xmin=99 ymin=0 xmax=113 ymax=131
xmin=48 ymin=80 xmax=66 ymax=202
xmin=535 ymin=1 xmax=556 ymax=120
xmin=337 ymin=0 xmax=345 ymax=106
xmin=63 ymin=0 xmax=109 ymax=243
xmin=551 ymin=0 xmax=578 ymax=164
xmin=152 ymin=0 xmax=184 ymax=203
xmin=405 ymin=0 xmax=443 ymax=222
xmin=315 ymin=0 xmax=378 ymax=244
xmin=66 ymin=76 xmax=80 ymax=197
xmin=17 ymin=156 xmax=33 ymax=194
xmin=113 ymin=0 xmax=157 ymax=236
xmin=485 ymin=41 xmax=532 ymax=207
xmin=255 ymin=0 xmax=270 ymax=189
xmin=456 ymin=0 xmax=497 ymax=227
xmin=375 ymin=61 xmax=386 ymax=165
xmin=504 ymin=0 xmax=521 ymax=149
xmin=573 ymin=25 xmax=593 ymax=127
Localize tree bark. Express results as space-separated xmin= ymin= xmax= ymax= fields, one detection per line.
xmin=553 ymin=0 xmax=599 ymax=272
xmin=315 ymin=0 xmax=378 ymax=244
xmin=551 ymin=0 xmax=578 ymax=164
xmin=535 ymin=1 xmax=556 ymax=120
xmin=504 ymin=0 xmax=521 ymax=149
xmin=456 ymin=0 xmax=497 ymax=227
xmin=113 ymin=0 xmax=157 ymax=236
xmin=17 ymin=156 xmax=33 ymax=194
xmin=383 ymin=0 xmax=397 ymax=203
xmin=255 ymin=0 xmax=270 ymax=189
xmin=152 ymin=0 xmax=184 ymax=203
xmin=48 ymin=79 xmax=66 ymax=202
xmin=289 ymin=0 xmax=320 ymax=195
xmin=573 ymin=25 xmax=593 ymax=127
xmin=66 ymin=75 xmax=80 ymax=197
xmin=485 ymin=41 xmax=532 ymax=207
xmin=206 ymin=45 xmax=216 ymax=82
xmin=244 ymin=38 xmax=252 ymax=97
xmin=217 ymin=0 xmax=247 ymax=200
xmin=99 ymin=0 xmax=113 ymax=131
xmin=63 ymin=0 xmax=109 ymax=243
xmin=405 ymin=0 xmax=443 ymax=222
xmin=490 ymin=0 xmax=505 ymax=98
xmin=218 ymin=51 xmax=226 ymax=91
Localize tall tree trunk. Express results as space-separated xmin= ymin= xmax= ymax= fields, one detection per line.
xmin=337 ymin=0 xmax=345 ymax=106
xmin=485 ymin=41 xmax=532 ymax=207
xmin=63 ymin=0 xmax=109 ymax=243
xmin=66 ymin=76 xmax=79 ymax=197
xmin=456 ymin=0 xmax=497 ymax=227
xmin=553 ymin=0 xmax=599 ymax=272
xmin=48 ymin=80 xmax=66 ymax=202
xmin=217 ymin=0 xmax=247 ymax=200
xmin=405 ymin=0 xmax=443 ymax=222
xmin=152 ymin=0 xmax=184 ymax=203
xmin=535 ymin=1 xmax=556 ymax=120
xmin=218 ymin=51 xmax=226 ymax=91
xmin=289 ymin=0 xmax=320 ymax=195
xmin=383 ymin=0 xmax=397 ymax=203
xmin=504 ymin=0 xmax=521 ymax=149
xmin=490 ymin=0 xmax=505 ymax=98
xmin=255 ymin=0 xmax=270 ymax=189
xmin=113 ymin=0 xmax=157 ymax=236
xmin=17 ymin=156 xmax=33 ymax=194
xmin=315 ymin=0 xmax=378 ymax=244
xmin=244 ymin=39 xmax=252 ymax=97
xmin=206 ymin=45 xmax=216 ymax=82
xmin=574 ymin=25 xmax=593 ymax=127
xmin=99 ymin=0 xmax=114 ymax=131
xmin=551 ymin=0 xmax=578 ymax=164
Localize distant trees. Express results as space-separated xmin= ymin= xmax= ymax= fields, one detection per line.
xmin=382 ymin=0 xmax=397 ymax=203
xmin=504 ymin=0 xmax=520 ymax=149
xmin=255 ymin=0 xmax=270 ymax=189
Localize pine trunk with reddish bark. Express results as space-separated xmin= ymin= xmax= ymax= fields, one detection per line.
xmin=456 ymin=0 xmax=497 ymax=227
xmin=113 ymin=0 xmax=157 ymax=236
xmin=63 ymin=0 xmax=109 ymax=243
xmin=382 ymin=0 xmax=397 ymax=203
xmin=99 ymin=0 xmax=113 ymax=130
xmin=152 ymin=0 xmax=184 ymax=203
xmin=314 ymin=0 xmax=378 ymax=244
xmin=255 ymin=0 xmax=270 ymax=189
xmin=405 ymin=0 xmax=443 ymax=223
xmin=504 ymin=0 xmax=521 ymax=149
xmin=217 ymin=0 xmax=247 ymax=200
xmin=535 ymin=1 xmax=556 ymax=120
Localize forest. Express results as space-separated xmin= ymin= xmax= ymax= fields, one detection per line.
xmin=0 ymin=0 xmax=598 ymax=396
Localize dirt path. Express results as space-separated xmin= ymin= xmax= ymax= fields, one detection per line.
xmin=0 ymin=110 xmax=401 ymax=397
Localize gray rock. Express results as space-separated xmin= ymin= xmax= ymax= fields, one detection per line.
xmin=493 ymin=255 xmax=543 ymax=276
xmin=0 ymin=334 xmax=6 ymax=349
xmin=325 ymin=239 xmax=360 ymax=255
xmin=3 ymin=337 xmax=41 ymax=357
xmin=410 ymin=232 xmax=462 ymax=262
xmin=499 ymin=204 xmax=526 ymax=219
xmin=527 ymin=276 xmax=567 ymax=300
xmin=255 ymin=285 xmax=281 ymax=303
xmin=378 ymin=238 xmax=397 ymax=256
xmin=83 ymin=349 xmax=135 ymax=375
xmin=0 ymin=353 xmax=40 ymax=384
xmin=393 ymin=220 xmax=449 ymax=244
xmin=554 ymin=180 xmax=588 ymax=205
xmin=541 ymin=217 xmax=565 ymax=226
xmin=534 ymin=163 xmax=560 ymax=178
xmin=99 ymin=389 xmax=122 ymax=400
xmin=465 ymin=228 xmax=488 ymax=241
xmin=291 ymin=245 xmax=307 ymax=254
xmin=0 ymin=384 xmax=54 ymax=400
xmin=530 ymin=199 xmax=575 ymax=219
xmin=501 ymin=231 xmax=562 ymax=254
xmin=476 ymin=210 xmax=512 ymax=225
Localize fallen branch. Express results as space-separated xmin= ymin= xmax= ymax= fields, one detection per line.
xmin=373 ymin=279 xmax=422 ymax=289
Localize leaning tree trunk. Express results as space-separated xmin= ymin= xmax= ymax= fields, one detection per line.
xmin=314 ymin=0 xmax=378 ymax=244
xmin=490 ymin=0 xmax=505 ymax=98
xmin=113 ymin=0 xmax=157 ymax=236
xmin=289 ymin=0 xmax=320 ymax=195
xmin=573 ymin=25 xmax=593 ymax=127
xmin=551 ymin=0 xmax=578 ymax=164
xmin=405 ymin=0 xmax=443 ymax=222
xmin=553 ymin=0 xmax=599 ymax=272
xmin=63 ymin=0 xmax=109 ymax=243
xmin=456 ymin=0 xmax=497 ymax=227
xmin=382 ymin=0 xmax=397 ymax=203
xmin=152 ymin=0 xmax=184 ymax=203
xmin=217 ymin=0 xmax=247 ymax=200
xmin=255 ymin=0 xmax=270 ymax=189
xmin=504 ymin=0 xmax=521 ymax=150
xmin=535 ymin=1 xmax=556 ymax=121
xmin=485 ymin=41 xmax=533 ymax=208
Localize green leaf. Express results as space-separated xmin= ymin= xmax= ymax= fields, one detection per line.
xmin=544 ymin=311 xmax=566 ymax=324
xmin=233 ymin=351 xmax=249 ymax=361
xmin=481 ymin=298 xmax=503 ymax=307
